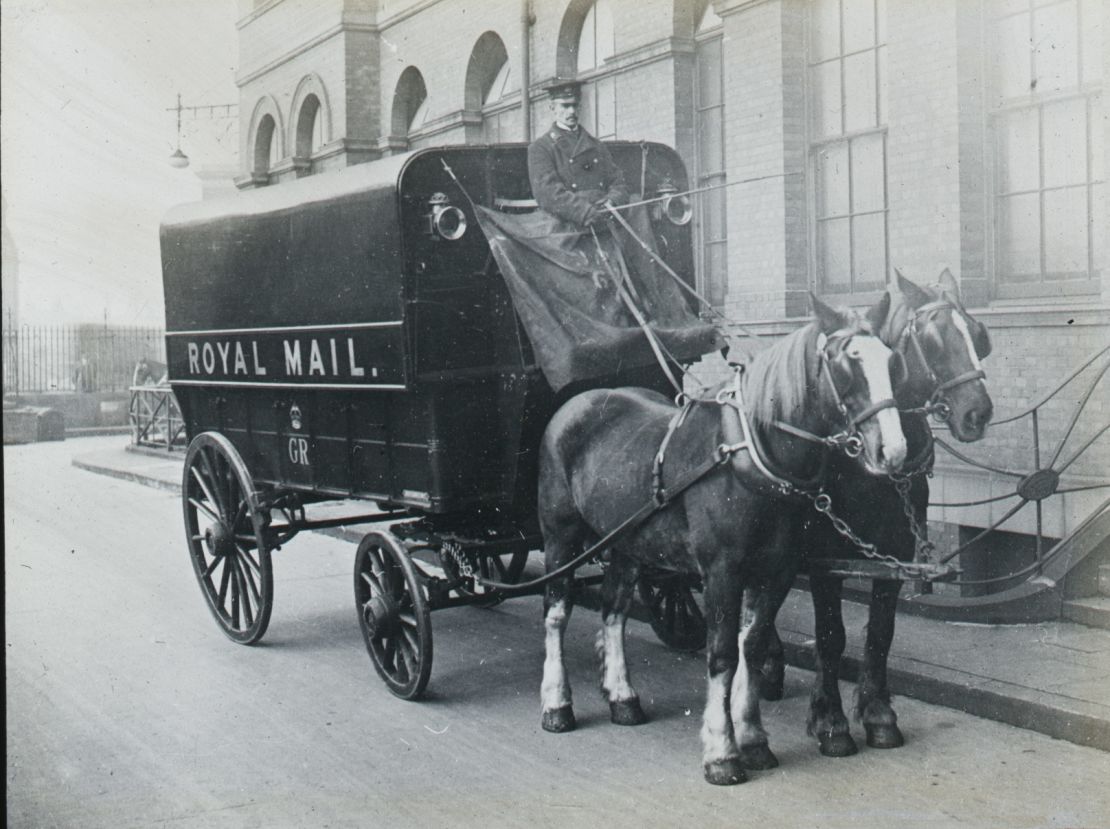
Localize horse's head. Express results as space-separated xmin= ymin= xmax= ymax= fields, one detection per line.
xmin=812 ymin=296 xmax=907 ymax=476
xmin=883 ymin=269 xmax=993 ymax=442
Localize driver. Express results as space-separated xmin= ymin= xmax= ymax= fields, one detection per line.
xmin=527 ymin=79 xmax=630 ymax=228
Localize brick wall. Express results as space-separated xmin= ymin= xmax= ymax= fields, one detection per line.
xmin=233 ymin=0 xmax=1110 ymax=546
xmin=886 ymin=0 xmax=963 ymax=277
xmin=717 ymin=0 xmax=807 ymax=321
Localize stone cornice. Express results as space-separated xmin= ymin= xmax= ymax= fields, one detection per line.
xmin=378 ymin=0 xmax=447 ymax=32
xmin=234 ymin=171 xmax=270 ymax=190
xmin=407 ymin=108 xmax=482 ymax=141
xmin=236 ymin=0 xmax=282 ymax=29
xmin=480 ymin=90 xmax=523 ymax=118
xmin=237 ymin=21 xmax=378 ymax=87
xmin=713 ymin=0 xmax=778 ymax=18
xmin=238 ymin=0 xmax=378 ymax=30
xmin=575 ymin=36 xmax=695 ymax=85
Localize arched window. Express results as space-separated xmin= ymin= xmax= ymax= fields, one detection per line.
xmin=295 ymin=94 xmax=326 ymax=159
xmin=694 ymin=1 xmax=727 ymax=306
xmin=466 ymin=31 xmax=518 ymax=143
xmin=254 ymin=114 xmax=279 ymax=174
xmin=392 ymin=66 xmax=429 ymax=148
xmin=576 ymin=0 xmax=615 ymax=73
xmin=486 ymin=60 xmax=513 ymax=105
xmin=559 ymin=0 xmax=616 ymax=139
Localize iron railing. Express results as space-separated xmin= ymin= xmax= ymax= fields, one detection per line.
xmin=929 ymin=344 xmax=1110 ymax=592
xmin=129 ymin=385 xmax=186 ymax=450
xmin=2 ymin=324 xmax=165 ymax=394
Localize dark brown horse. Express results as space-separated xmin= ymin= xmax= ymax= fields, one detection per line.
xmin=758 ymin=269 xmax=993 ymax=758
xmin=537 ymin=297 xmax=910 ymax=785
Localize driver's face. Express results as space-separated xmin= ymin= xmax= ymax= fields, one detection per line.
xmin=553 ymin=98 xmax=579 ymax=129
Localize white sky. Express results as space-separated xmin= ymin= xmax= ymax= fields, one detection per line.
xmin=1 ymin=0 xmax=240 ymax=326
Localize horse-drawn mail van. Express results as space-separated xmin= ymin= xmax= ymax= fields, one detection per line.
xmin=161 ymin=142 xmax=717 ymax=696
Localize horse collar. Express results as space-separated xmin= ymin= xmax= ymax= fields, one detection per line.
xmin=716 ymin=369 xmax=827 ymax=496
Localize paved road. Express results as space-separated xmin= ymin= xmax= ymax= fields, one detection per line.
xmin=7 ymin=437 xmax=1110 ymax=828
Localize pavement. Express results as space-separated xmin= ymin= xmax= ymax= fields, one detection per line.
xmin=73 ymin=440 xmax=1110 ymax=754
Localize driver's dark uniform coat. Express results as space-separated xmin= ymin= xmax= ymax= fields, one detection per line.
xmin=528 ymin=123 xmax=630 ymax=226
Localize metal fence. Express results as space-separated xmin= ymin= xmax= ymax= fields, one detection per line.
xmin=2 ymin=324 xmax=165 ymax=394
xmin=129 ymin=385 xmax=186 ymax=450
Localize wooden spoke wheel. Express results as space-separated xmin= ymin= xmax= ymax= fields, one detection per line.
xmin=637 ymin=571 xmax=707 ymax=652
xmin=182 ymin=432 xmax=274 ymax=645
xmin=355 ymin=531 xmax=433 ymax=700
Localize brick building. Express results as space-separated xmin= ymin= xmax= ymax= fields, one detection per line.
xmin=233 ymin=0 xmax=1107 ymax=555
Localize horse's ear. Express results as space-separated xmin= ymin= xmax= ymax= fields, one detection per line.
xmin=937 ymin=268 xmax=960 ymax=298
xmin=893 ymin=268 xmax=932 ymax=308
xmin=866 ymin=291 xmax=891 ymax=333
xmin=811 ymin=293 xmax=848 ymax=334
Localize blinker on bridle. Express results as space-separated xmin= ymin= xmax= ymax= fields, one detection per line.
xmin=760 ymin=328 xmax=898 ymax=460
xmin=815 ymin=328 xmax=898 ymax=457
xmin=899 ymin=297 xmax=988 ymax=421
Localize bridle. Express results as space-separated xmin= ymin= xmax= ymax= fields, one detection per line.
xmin=821 ymin=328 xmax=899 ymax=450
xmin=897 ymin=297 xmax=987 ymax=422
xmin=655 ymin=328 xmax=900 ymax=500
xmin=763 ymin=327 xmax=898 ymax=462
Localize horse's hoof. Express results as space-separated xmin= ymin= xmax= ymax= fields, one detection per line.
xmin=542 ymin=706 xmax=577 ymax=733
xmin=739 ymin=743 xmax=779 ymax=770
xmin=817 ymin=731 xmax=859 ymax=758
xmin=865 ymin=723 xmax=904 ymax=749
xmin=703 ymin=757 xmax=748 ymax=786
xmin=609 ymin=698 xmax=647 ymax=726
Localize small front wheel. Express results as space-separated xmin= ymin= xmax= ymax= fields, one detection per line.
xmin=354 ymin=531 xmax=433 ymax=700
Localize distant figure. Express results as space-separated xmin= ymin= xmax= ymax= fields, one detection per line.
xmin=73 ymin=354 xmax=96 ymax=392
xmin=133 ymin=357 xmax=168 ymax=386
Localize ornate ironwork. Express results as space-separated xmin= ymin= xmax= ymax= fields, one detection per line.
xmin=929 ymin=345 xmax=1110 ymax=589
xmin=129 ymin=385 xmax=186 ymax=449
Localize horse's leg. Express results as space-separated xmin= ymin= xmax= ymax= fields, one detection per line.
xmin=760 ymin=622 xmax=786 ymax=701
xmin=700 ymin=561 xmax=746 ymax=785
xmin=806 ymin=575 xmax=858 ymax=757
xmin=732 ymin=570 xmax=793 ymax=771
xmin=596 ymin=554 xmax=647 ymax=725
xmin=744 ymin=588 xmax=786 ymax=702
xmin=541 ymin=569 xmax=577 ymax=733
xmin=856 ymin=578 xmax=905 ymax=748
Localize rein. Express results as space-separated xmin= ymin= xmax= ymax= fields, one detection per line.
xmin=477 ymin=335 xmax=898 ymax=594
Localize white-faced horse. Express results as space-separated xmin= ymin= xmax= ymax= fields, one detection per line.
xmin=537 ymin=297 xmax=909 ymax=785
xmin=758 ymin=270 xmax=993 ymax=757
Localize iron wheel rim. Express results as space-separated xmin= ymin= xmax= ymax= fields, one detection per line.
xmin=182 ymin=432 xmax=274 ymax=645
xmin=354 ymin=531 xmax=433 ymax=700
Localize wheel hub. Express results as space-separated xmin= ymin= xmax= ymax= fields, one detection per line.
xmin=205 ymin=524 xmax=237 ymax=558
xmin=362 ymin=592 xmax=397 ymax=638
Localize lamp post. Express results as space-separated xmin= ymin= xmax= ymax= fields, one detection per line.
xmin=166 ymin=93 xmax=238 ymax=169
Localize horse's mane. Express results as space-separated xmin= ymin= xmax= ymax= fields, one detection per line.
xmin=742 ymin=322 xmax=818 ymax=427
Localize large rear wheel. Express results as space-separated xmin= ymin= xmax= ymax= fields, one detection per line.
xmin=182 ymin=432 xmax=274 ymax=644
xmin=355 ymin=531 xmax=433 ymax=700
